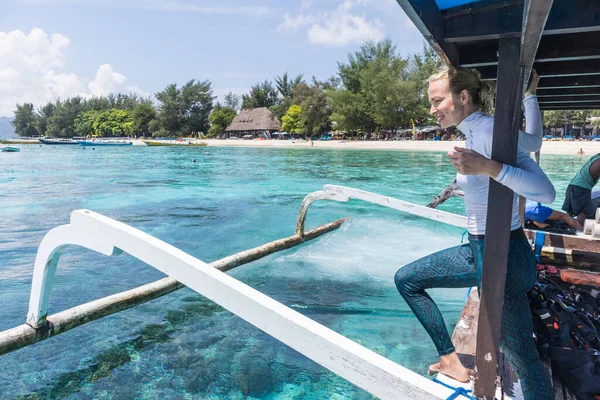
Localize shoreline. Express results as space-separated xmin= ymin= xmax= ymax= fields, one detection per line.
xmin=205 ymin=139 xmax=598 ymax=156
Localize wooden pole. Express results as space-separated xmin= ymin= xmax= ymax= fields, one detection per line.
xmin=473 ymin=37 xmax=524 ymax=399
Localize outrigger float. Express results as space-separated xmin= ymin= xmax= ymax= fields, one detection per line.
xmin=1 ymin=184 xmax=599 ymax=399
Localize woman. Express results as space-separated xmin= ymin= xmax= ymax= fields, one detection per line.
xmin=394 ymin=66 xmax=555 ymax=400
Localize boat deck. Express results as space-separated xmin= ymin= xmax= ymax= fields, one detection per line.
xmin=450 ymin=289 xmax=578 ymax=400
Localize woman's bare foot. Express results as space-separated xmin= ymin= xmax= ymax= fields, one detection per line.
xmin=428 ymin=352 xmax=470 ymax=383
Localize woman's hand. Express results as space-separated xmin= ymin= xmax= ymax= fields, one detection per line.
xmin=525 ymin=69 xmax=540 ymax=97
xmin=447 ymin=147 xmax=503 ymax=178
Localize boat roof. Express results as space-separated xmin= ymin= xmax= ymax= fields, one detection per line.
xmin=397 ymin=0 xmax=600 ymax=110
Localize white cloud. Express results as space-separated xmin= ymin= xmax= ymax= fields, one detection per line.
xmin=0 ymin=29 xmax=149 ymax=117
xmin=308 ymin=14 xmax=384 ymax=47
xmin=277 ymin=0 xmax=384 ymax=47
xmin=88 ymin=64 xmax=127 ymax=96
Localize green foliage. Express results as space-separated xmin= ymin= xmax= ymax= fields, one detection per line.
xmin=36 ymin=103 xmax=55 ymax=136
xmin=91 ymin=109 xmax=133 ymax=137
xmin=545 ymin=110 xmax=592 ymax=130
xmin=281 ymin=104 xmax=302 ymax=133
xmin=223 ymin=92 xmax=241 ymax=111
xmin=131 ymin=103 xmax=157 ymax=137
xmin=409 ymin=43 xmax=444 ymax=124
xmin=592 ymin=111 xmax=600 ymax=129
xmin=241 ymin=80 xmax=278 ymax=109
xmin=327 ymin=89 xmax=368 ymax=133
xmin=46 ymin=97 xmax=86 ymax=138
xmin=292 ymin=83 xmax=331 ymax=135
xmin=74 ymin=110 xmax=100 ymax=137
xmin=572 ymin=110 xmax=591 ymax=127
xmin=208 ymin=107 xmax=237 ymax=137
xmin=12 ymin=103 xmax=39 ymax=137
xmin=155 ymin=80 xmax=214 ymax=136
xmin=328 ymin=39 xmax=441 ymax=133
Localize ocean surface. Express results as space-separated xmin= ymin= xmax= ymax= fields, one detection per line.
xmin=0 ymin=145 xmax=584 ymax=399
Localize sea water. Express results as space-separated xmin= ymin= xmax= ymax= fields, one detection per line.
xmin=0 ymin=145 xmax=583 ymax=399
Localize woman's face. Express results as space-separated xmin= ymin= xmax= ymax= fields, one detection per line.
xmin=428 ymin=79 xmax=467 ymax=128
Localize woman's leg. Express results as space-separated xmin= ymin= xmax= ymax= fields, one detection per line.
xmin=394 ymin=243 xmax=477 ymax=380
xmin=499 ymin=239 xmax=553 ymax=400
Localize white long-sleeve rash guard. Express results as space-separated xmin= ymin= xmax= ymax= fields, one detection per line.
xmin=518 ymin=94 xmax=543 ymax=152
xmin=455 ymin=101 xmax=555 ymax=235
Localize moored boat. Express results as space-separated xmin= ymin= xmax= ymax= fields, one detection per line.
xmin=142 ymin=138 xmax=207 ymax=146
xmin=78 ymin=139 xmax=133 ymax=146
xmin=0 ymin=137 xmax=40 ymax=145
xmin=39 ymin=138 xmax=78 ymax=145
xmin=0 ymin=145 xmax=20 ymax=152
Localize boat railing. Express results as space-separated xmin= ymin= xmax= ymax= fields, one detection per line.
xmin=0 ymin=192 xmax=469 ymax=399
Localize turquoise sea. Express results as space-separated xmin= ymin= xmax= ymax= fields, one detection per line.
xmin=0 ymin=145 xmax=585 ymax=399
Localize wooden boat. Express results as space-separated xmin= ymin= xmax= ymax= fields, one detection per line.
xmin=39 ymin=138 xmax=78 ymax=145
xmin=0 ymin=137 xmax=40 ymax=145
xmin=0 ymin=145 xmax=19 ymax=152
xmin=78 ymin=139 xmax=132 ymax=146
xmin=142 ymin=138 xmax=208 ymax=147
xmin=1 ymin=184 xmax=596 ymax=399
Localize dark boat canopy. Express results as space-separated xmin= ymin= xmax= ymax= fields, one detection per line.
xmin=396 ymin=0 xmax=600 ymax=110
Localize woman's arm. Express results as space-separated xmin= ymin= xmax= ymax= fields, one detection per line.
xmin=494 ymin=150 xmax=555 ymax=203
xmin=447 ymin=147 xmax=556 ymax=203
xmin=518 ymin=71 xmax=543 ymax=152
xmin=518 ymin=95 xmax=543 ymax=152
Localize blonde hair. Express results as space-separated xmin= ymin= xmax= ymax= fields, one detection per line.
xmin=429 ymin=66 xmax=495 ymax=114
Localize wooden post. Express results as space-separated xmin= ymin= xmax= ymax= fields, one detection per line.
xmin=473 ymin=38 xmax=524 ymax=399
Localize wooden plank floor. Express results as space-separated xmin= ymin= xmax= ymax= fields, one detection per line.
xmin=449 ymin=288 xmax=577 ymax=400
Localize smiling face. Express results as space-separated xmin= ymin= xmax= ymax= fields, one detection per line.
xmin=428 ymin=79 xmax=471 ymax=129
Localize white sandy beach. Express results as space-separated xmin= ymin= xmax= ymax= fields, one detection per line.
xmin=205 ymin=139 xmax=599 ymax=156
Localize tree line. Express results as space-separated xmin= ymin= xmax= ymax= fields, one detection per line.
xmin=544 ymin=110 xmax=600 ymax=134
xmin=13 ymin=38 xmax=598 ymax=139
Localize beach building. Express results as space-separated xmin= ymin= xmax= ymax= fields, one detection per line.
xmin=224 ymin=107 xmax=281 ymax=139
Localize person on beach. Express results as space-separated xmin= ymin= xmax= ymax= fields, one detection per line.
xmin=394 ymin=66 xmax=555 ymax=400
xmin=562 ymin=153 xmax=600 ymax=225
xmin=578 ymin=148 xmax=585 ymax=157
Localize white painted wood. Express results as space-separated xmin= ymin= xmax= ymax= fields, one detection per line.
xmin=323 ymin=184 xmax=468 ymax=228
xmin=295 ymin=190 xmax=349 ymax=235
xmin=26 ymin=209 xmax=452 ymax=400
xmin=584 ymin=219 xmax=594 ymax=235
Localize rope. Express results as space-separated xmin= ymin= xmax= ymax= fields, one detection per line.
xmin=433 ymin=377 xmax=476 ymax=400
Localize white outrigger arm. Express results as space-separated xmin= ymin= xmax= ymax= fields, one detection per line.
xmin=22 ymin=198 xmax=458 ymax=399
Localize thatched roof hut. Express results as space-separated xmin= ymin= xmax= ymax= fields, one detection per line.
xmin=225 ymin=107 xmax=281 ymax=138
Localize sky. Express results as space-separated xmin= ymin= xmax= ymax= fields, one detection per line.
xmin=0 ymin=0 xmax=426 ymax=117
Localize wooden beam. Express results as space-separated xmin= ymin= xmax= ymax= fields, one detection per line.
xmin=540 ymin=105 xmax=600 ymax=109
xmin=444 ymin=0 xmax=600 ymax=43
xmin=395 ymin=0 xmax=458 ymax=65
xmin=539 ymin=95 xmax=600 ymax=103
xmin=474 ymin=37 xmax=524 ymax=399
xmin=479 ymin=58 xmax=600 ymax=79
xmin=460 ymin=32 xmax=600 ymax=68
xmin=537 ymin=87 xmax=600 ymax=96
xmin=520 ymin=0 xmax=554 ymax=85
xmin=539 ymin=75 xmax=600 ymax=88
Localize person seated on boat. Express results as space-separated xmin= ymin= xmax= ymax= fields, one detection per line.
xmin=562 ymin=153 xmax=600 ymax=226
xmin=394 ymin=66 xmax=554 ymax=400
xmin=524 ymin=200 xmax=583 ymax=234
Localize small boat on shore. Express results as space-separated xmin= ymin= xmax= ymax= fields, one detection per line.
xmin=142 ymin=138 xmax=208 ymax=147
xmin=0 ymin=137 xmax=40 ymax=145
xmin=0 ymin=145 xmax=20 ymax=152
xmin=39 ymin=138 xmax=78 ymax=145
xmin=78 ymin=139 xmax=132 ymax=147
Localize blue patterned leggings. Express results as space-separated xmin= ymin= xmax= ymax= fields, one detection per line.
xmin=394 ymin=233 xmax=553 ymax=400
